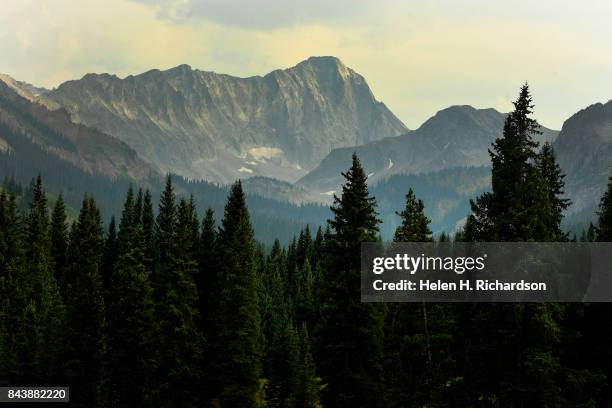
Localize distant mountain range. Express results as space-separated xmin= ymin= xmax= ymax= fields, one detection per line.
xmin=35 ymin=56 xmax=406 ymax=184
xmin=298 ymin=105 xmax=558 ymax=194
xmin=1 ymin=56 xmax=611 ymax=237
xmin=554 ymin=100 xmax=612 ymax=226
xmin=0 ymin=79 xmax=329 ymax=244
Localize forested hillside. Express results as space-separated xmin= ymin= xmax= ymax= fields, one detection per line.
xmin=0 ymin=78 xmax=331 ymax=244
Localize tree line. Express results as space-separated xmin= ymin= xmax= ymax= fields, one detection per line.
xmin=1 ymin=84 xmax=612 ymax=407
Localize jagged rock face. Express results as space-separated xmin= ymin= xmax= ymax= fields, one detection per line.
xmin=41 ymin=56 xmax=407 ymax=183
xmin=0 ymin=81 xmax=153 ymax=181
xmin=554 ymin=100 xmax=612 ymax=214
xmin=298 ymin=105 xmax=558 ymax=194
xmin=0 ymin=74 xmax=48 ymax=102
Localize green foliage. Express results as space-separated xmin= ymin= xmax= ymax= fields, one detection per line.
xmin=50 ymin=194 xmax=69 ymax=281
xmin=64 ymin=196 xmax=105 ymax=406
xmin=465 ymin=84 xmax=564 ymax=242
xmin=153 ymin=176 xmax=203 ymax=407
xmin=3 ymin=138 xmax=612 ymax=408
xmin=99 ymin=198 xmax=157 ymax=406
xmin=210 ymin=181 xmax=263 ymax=407
xmin=317 ymin=153 xmax=386 ymax=407
xmin=393 ymin=188 xmax=433 ymax=242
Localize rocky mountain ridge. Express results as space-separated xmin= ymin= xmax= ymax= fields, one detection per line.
xmin=553 ymin=99 xmax=612 ymax=215
xmin=298 ymin=105 xmax=558 ymax=194
xmin=39 ymin=56 xmax=407 ymax=183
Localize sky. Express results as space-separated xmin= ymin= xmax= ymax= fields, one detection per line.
xmin=1 ymin=0 xmax=612 ymax=130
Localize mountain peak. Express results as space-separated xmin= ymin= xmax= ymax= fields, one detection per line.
xmin=301 ymin=55 xmax=345 ymax=67
xmin=41 ymin=57 xmax=406 ymax=183
xmin=284 ymin=56 xmax=356 ymax=81
xmin=165 ymin=63 xmax=194 ymax=74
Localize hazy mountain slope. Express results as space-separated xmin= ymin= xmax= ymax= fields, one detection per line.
xmin=41 ymin=56 xmax=407 ymax=183
xmin=554 ymin=100 xmax=612 ymax=216
xmin=371 ymin=166 xmax=491 ymax=237
xmin=298 ymin=105 xmax=558 ymax=193
xmin=0 ymin=80 xmax=153 ymax=180
xmin=0 ymin=74 xmax=48 ymax=102
xmin=0 ymin=79 xmax=330 ymax=243
xmin=241 ymin=176 xmax=323 ymax=205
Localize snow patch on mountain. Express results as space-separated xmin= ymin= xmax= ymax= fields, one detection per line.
xmin=248 ymin=146 xmax=284 ymax=162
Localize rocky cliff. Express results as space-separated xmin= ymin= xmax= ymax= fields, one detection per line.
xmin=41 ymin=56 xmax=407 ymax=183
xmin=0 ymin=80 xmax=153 ymax=181
xmin=554 ymin=100 xmax=612 ymax=214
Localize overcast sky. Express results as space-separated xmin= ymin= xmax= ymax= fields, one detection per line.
xmin=1 ymin=0 xmax=611 ymax=129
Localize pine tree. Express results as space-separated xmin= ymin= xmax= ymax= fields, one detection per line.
xmin=50 ymin=194 xmax=69 ymax=282
xmin=0 ymin=191 xmax=26 ymax=384
xmin=461 ymin=85 xmax=569 ymax=406
xmin=537 ymin=142 xmax=571 ymax=241
xmin=295 ymin=258 xmax=316 ymax=331
xmin=438 ymin=232 xmax=450 ymax=242
xmin=296 ymin=226 xmax=312 ymax=271
xmin=197 ymin=208 xmax=218 ymax=334
xmin=317 ymin=153 xmax=386 ymax=407
xmin=22 ymin=176 xmax=66 ymax=386
xmin=99 ymin=188 xmax=156 ymax=407
xmin=286 ymin=236 xmax=298 ymax=300
xmin=64 ymin=196 xmax=105 ymax=406
xmin=393 ymin=188 xmax=433 ymax=242
xmin=587 ymin=222 xmax=597 ymax=242
xmin=386 ymin=188 xmax=456 ymax=406
xmin=295 ymin=324 xmax=320 ymax=408
xmin=24 ymin=175 xmax=52 ymax=296
xmin=260 ymin=240 xmax=289 ymax=384
xmin=266 ymin=316 xmax=300 ymax=407
xmin=101 ymin=217 xmax=118 ymax=298
xmin=210 ymin=181 xmax=262 ymax=407
xmin=134 ymin=188 xmax=144 ymax=226
xmin=311 ymin=226 xmax=324 ymax=267
xmin=153 ymin=176 xmax=202 ymax=406
xmin=141 ymin=189 xmax=155 ymax=271
xmin=465 ymin=84 xmax=549 ymax=241
xmin=596 ymin=170 xmax=612 ymax=241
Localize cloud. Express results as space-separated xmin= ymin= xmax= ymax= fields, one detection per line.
xmin=130 ymin=0 xmax=377 ymax=29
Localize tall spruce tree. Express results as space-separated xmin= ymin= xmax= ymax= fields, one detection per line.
xmin=537 ymin=142 xmax=571 ymax=241
xmin=295 ymin=324 xmax=320 ymax=408
xmin=210 ymin=181 xmax=262 ymax=407
xmin=317 ymin=153 xmax=386 ymax=407
xmin=393 ymin=188 xmax=433 ymax=242
xmin=141 ymin=189 xmax=156 ymax=271
xmin=101 ymin=217 xmax=118 ymax=298
xmin=99 ymin=188 xmax=156 ymax=407
xmin=22 ymin=176 xmax=66 ymax=385
xmin=0 ymin=191 xmax=27 ymax=384
xmin=64 ymin=196 xmax=105 ymax=406
xmin=465 ymin=84 xmax=549 ymax=241
xmin=260 ymin=240 xmax=289 ymax=389
xmin=50 ymin=194 xmax=69 ymax=282
xmin=461 ymin=85 xmax=569 ymax=406
xmin=153 ymin=176 xmax=203 ymax=406
xmin=197 ymin=208 xmax=218 ymax=334
xmin=266 ymin=316 xmax=300 ymax=407
xmin=386 ymin=188 xmax=456 ymax=406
